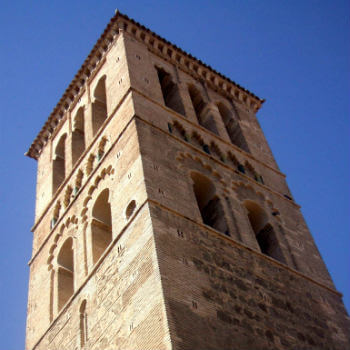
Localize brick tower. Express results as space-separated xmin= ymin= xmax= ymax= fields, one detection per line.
xmin=25 ymin=12 xmax=350 ymax=350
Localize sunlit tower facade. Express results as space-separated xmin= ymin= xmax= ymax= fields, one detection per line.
xmin=25 ymin=12 xmax=350 ymax=350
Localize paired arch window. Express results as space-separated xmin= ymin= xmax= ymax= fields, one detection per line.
xmin=91 ymin=189 xmax=112 ymax=264
xmin=217 ymin=102 xmax=249 ymax=152
xmin=188 ymin=85 xmax=218 ymax=134
xmin=156 ymin=67 xmax=185 ymax=115
xmin=244 ymin=201 xmax=285 ymax=263
xmin=52 ymin=189 xmax=113 ymax=319
xmin=92 ymin=76 xmax=107 ymax=137
xmin=53 ymin=134 xmax=67 ymax=194
xmin=191 ymin=172 xmax=229 ymax=236
xmin=57 ymin=237 xmax=74 ymax=312
xmin=52 ymin=76 xmax=107 ymax=197
xmin=189 ymin=171 xmax=286 ymax=263
xmin=72 ymin=107 xmax=86 ymax=166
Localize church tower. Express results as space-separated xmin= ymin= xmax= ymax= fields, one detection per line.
xmin=25 ymin=12 xmax=349 ymax=350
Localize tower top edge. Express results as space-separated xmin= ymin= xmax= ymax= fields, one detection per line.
xmin=25 ymin=11 xmax=265 ymax=160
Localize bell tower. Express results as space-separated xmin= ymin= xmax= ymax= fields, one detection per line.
xmin=26 ymin=12 xmax=350 ymax=350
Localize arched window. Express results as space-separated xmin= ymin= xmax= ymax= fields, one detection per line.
xmin=191 ymin=173 xmax=229 ymax=236
xmin=217 ymin=102 xmax=249 ymax=152
xmin=125 ymin=200 xmax=136 ymax=220
xmin=57 ymin=237 xmax=74 ymax=312
xmin=92 ymin=76 xmax=107 ymax=137
xmin=156 ymin=67 xmax=185 ymax=115
xmin=53 ymin=134 xmax=67 ymax=194
xmin=72 ymin=107 xmax=85 ymax=166
xmin=91 ymin=189 xmax=112 ymax=264
xmin=244 ymin=201 xmax=285 ymax=263
xmin=80 ymin=300 xmax=88 ymax=348
xmin=188 ymin=85 xmax=218 ymax=134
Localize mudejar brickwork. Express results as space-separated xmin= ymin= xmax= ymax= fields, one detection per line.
xmin=25 ymin=11 xmax=350 ymax=350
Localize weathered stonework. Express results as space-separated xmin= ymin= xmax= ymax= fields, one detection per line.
xmin=26 ymin=11 xmax=350 ymax=350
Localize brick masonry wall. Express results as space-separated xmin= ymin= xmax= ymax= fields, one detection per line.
xmin=134 ymin=92 xmax=350 ymax=348
xmin=136 ymin=114 xmax=336 ymax=288
xmin=150 ymin=203 xmax=350 ymax=350
xmin=26 ymin=23 xmax=350 ymax=350
xmin=28 ymin=206 xmax=170 ymax=350
xmin=27 ymin=112 xmax=172 ymax=349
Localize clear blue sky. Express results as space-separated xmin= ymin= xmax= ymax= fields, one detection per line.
xmin=0 ymin=1 xmax=349 ymax=349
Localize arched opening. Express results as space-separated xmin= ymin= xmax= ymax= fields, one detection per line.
xmin=91 ymin=189 xmax=112 ymax=264
xmin=191 ymin=131 xmax=205 ymax=150
xmin=217 ymin=102 xmax=249 ymax=152
xmin=191 ymin=172 xmax=229 ymax=236
xmin=244 ymin=201 xmax=285 ymax=263
xmin=92 ymin=76 xmax=107 ymax=137
xmin=80 ymin=300 xmax=88 ymax=347
xmin=172 ymin=121 xmax=188 ymax=141
xmin=125 ymin=200 xmax=136 ymax=220
xmin=188 ymin=85 xmax=218 ymax=134
xmin=72 ymin=107 xmax=85 ymax=166
xmin=156 ymin=67 xmax=185 ymax=115
xmin=52 ymin=134 xmax=67 ymax=194
xmin=57 ymin=237 xmax=74 ymax=312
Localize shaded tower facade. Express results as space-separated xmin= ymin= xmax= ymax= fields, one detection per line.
xmin=25 ymin=12 xmax=350 ymax=350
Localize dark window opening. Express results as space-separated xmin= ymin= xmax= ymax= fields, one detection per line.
xmin=72 ymin=107 xmax=85 ymax=166
xmin=91 ymin=189 xmax=112 ymax=264
xmin=188 ymin=85 xmax=218 ymax=134
xmin=156 ymin=67 xmax=185 ymax=116
xmin=217 ymin=103 xmax=249 ymax=152
xmin=57 ymin=238 xmax=74 ymax=311
xmin=237 ymin=163 xmax=245 ymax=174
xmin=92 ymin=77 xmax=107 ymax=137
xmin=53 ymin=134 xmax=67 ymax=194
xmin=125 ymin=200 xmax=136 ymax=219
xmin=257 ymin=224 xmax=286 ymax=263
xmin=191 ymin=172 xmax=230 ymax=236
xmin=202 ymin=144 xmax=210 ymax=154
xmin=244 ymin=201 xmax=285 ymax=263
xmin=255 ymin=174 xmax=264 ymax=184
